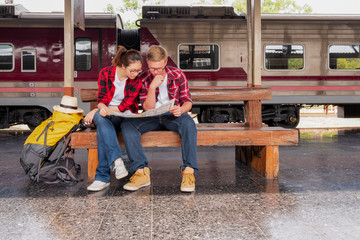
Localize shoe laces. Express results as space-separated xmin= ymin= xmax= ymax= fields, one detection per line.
xmin=128 ymin=171 xmax=143 ymax=183
xmin=182 ymin=173 xmax=194 ymax=184
xmin=113 ymin=161 xmax=121 ymax=170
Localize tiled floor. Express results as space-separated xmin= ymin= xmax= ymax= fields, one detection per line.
xmin=0 ymin=129 xmax=359 ymax=240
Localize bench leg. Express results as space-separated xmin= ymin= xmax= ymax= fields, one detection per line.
xmin=88 ymin=149 xmax=98 ymax=182
xmin=235 ymin=146 xmax=279 ymax=179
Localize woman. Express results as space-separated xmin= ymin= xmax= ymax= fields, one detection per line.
xmin=84 ymin=46 xmax=143 ymax=191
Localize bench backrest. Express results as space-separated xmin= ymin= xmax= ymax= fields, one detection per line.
xmin=80 ymin=87 xmax=272 ymax=128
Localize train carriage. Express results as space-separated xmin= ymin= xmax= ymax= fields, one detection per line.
xmin=139 ymin=6 xmax=360 ymax=127
xmin=0 ymin=4 xmax=118 ymax=129
xmin=1 ymin=4 xmax=360 ymax=129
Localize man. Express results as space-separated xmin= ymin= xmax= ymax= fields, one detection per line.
xmin=121 ymin=45 xmax=198 ymax=192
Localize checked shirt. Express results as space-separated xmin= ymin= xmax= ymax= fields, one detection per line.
xmin=138 ymin=66 xmax=193 ymax=106
xmin=97 ymin=66 xmax=142 ymax=113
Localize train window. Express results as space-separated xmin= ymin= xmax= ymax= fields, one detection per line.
xmin=178 ymin=44 xmax=219 ymax=71
xmin=0 ymin=44 xmax=14 ymax=71
xmin=329 ymin=45 xmax=360 ymax=70
xmin=21 ymin=50 xmax=36 ymax=72
xmin=265 ymin=44 xmax=304 ymax=70
xmin=75 ymin=38 xmax=91 ymax=71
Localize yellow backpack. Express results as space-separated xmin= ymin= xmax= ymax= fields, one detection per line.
xmin=20 ymin=110 xmax=83 ymax=182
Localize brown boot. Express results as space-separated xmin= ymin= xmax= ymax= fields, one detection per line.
xmin=123 ymin=167 xmax=150 ymax=191
xmin=181 ymin=167 xmax=195 ymax=192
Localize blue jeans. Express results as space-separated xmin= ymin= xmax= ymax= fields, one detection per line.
xmin=93 ymin=111 xmax=124 ymax=183
xmin=121 ymin=113 xmax=198 ymax=174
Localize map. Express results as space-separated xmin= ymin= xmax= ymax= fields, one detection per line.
xmin=108 ymin=99 xmax=175 ymax=118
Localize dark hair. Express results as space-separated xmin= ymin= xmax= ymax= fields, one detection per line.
xmin=112 ymin=45 xmax=142 ymax=67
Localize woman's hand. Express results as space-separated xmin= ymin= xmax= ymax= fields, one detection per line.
xmin=98 ymin=104 xmax=110 ymax=117
xmin=84 ymin=109 xmax=98 ymax=124
xmin=107 ymin=106 xmax=120 ymax=112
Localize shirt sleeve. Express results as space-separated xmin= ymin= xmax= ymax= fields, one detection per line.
xmin=138 ymin=72 xmax=150 ymax=105
xmin=97 ymin=69 xmax=110 ymax=105
xmin=178 ymin=70 xmax=193 ymax=105
xmin=118 ymin=77 xmax=142 ymax=112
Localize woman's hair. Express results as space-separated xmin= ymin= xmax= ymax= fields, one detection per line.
xmin=147 ymin=45 xmax=168 ymax=62
xmin=112 ymin=45 xmax=142 ymax=67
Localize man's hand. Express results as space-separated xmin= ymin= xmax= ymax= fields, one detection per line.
xmin=169 ymin=105 xmax=182 ymax=117
xmin=149 ymin=75 xmax=164 ymax=90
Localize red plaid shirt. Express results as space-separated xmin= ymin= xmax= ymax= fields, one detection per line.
xmin=138 ymin=66 xmax=192 ymax=106
xmin=97 ymin=66 xmax=142 ymax=113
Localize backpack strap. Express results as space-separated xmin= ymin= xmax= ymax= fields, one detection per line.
xmin=35 ymin=121 xmax=54 ymax=182
xmin=36 ymin=122 xmax=82 ymax=183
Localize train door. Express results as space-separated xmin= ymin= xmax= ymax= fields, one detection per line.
xmin=73 ymin=29 xmax=101 ymax=89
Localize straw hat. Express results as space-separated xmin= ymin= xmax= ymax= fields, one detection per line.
xmin=53 ymin=95 xmax=84 ymax=114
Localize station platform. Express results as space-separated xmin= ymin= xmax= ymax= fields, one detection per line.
xmin=0 ymin=126 xmax=359 ymax=240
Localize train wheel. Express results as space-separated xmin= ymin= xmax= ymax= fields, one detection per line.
xmin=24 ymin=109 xmax=50 ymax=130
xmin=199 ymin=109 xmax=211 ymax=123
xmin=275 ymin=110 xmax=300 ymax=128
xmin=26 ymin=113 xmax=42 ymax=130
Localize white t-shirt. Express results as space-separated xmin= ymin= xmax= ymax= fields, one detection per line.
xmin=155 ymin=73 xmax=170 ymax=108
xmin=109 ymin=72 xmax=132 ymax=114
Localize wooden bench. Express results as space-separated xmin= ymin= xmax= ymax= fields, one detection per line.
xmin=71 ymin=87 xmax=299 ymax=182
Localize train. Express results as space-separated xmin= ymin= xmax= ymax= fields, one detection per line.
xmin=1 ymin=4 xmax=360 ymax=129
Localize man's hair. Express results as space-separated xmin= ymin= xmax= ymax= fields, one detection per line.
xmin=147 ymin=45 xmax=168 ymax=62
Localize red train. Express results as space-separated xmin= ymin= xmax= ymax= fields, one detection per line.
xmin=1 ymin=4 xmax=360 ymax=129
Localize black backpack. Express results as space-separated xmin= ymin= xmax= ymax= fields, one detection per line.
xmin=20 ymin=111 xmax=84 ymax=183
xmin=35 ymin=134 xmax=81 ymax=183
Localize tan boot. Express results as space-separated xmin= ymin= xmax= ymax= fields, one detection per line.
xmin=123 ymin=167 xmax=150 ymax=191
xmin=181 ymin=167 xmax=195 ymax=192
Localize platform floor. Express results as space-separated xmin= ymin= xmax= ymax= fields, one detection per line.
xmin=0 ymin=129 xmax=360 ymax=240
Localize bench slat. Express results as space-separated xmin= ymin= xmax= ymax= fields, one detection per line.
xmin=80 ymin=87 xmax=272 ymax=102
xmin=190 ymin=87 xmax=272 ymax=102
xmin=71 ymin=127 xmax=298 ymax=149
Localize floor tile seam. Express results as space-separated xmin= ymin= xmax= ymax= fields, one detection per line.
xmin=308 ymin=225 xmax=333 ymax=240
xmin=308 ymin=223 xmax=360 ymax=228
xmin=289 ymin=209 xmax=360 ymax=227
xmin=193 ymin=196 xmax=211 ymax=239
xmin=48 ymin=197 xmax=71 ymax=225
xmin=233 ymin=196 xmax=270 ymax=240
xmin=150 ymin=185 xmax=154 ymax=240
xmin=195 ymin=207 xmax=245 ymax=212
xmin=104 ymin=209 xmax=152 ymax=213
xmin=93 ymin=188 xmax=117 ymax=240
xmin=150 ymin=209 xmax=200 ymax=213
xmin=92 ymin=211 xmax=108 ymax=240
xmin=59 ymin=210 xmax=108 ymax=215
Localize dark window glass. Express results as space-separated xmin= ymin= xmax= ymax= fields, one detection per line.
xmin=75 ymin=38 xmax=91 ymax=71
xmin=265 ymin=44 xmax=304 ymax=70
xmin=0 ymin=44 xmax=14 ymax=71
xmin=179 ymin=44 xmax=219 ymax=70
xmin=329 ymin=45 xmax=360 ymax=70
xmin=22 ymin=50 xmax=36 ymax=71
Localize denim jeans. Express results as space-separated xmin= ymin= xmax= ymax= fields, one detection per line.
xmin=121 ymin=113 xmax=198 ymax=174
xmin=93 ymin=111 xmax=124 ymax=183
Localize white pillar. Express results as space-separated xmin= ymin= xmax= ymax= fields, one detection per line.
xmin=64 ymin=0 xmax=74 ymax=96
xmin=253 ymin=0 xmax=262 ymax=87
xmin=247 ymin=0 xmax=262 ymax=87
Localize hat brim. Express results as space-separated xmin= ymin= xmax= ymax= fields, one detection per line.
xmin=53 ymin=105 xmax=84 ymax=114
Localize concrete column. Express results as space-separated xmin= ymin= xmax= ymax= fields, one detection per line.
xmin=246 ymin=0 xmax=262 ymax=87
xmin=64 ymin=0 xmax=74 ymax=96
xmin=253 ymin=0 xmax=262 ymax=87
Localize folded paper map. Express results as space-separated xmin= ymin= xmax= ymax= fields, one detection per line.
xmin=108 ymin=99 xmax=175 ymax=118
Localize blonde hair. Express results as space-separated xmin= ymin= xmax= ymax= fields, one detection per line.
xmin=147 ymin=45 xmax=168 ymax=62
